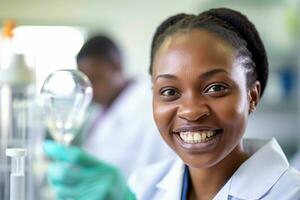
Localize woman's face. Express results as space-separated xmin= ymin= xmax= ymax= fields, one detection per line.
xmin=152 ymin=29 xmax=259 ymax=168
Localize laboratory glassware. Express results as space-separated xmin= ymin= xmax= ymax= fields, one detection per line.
xmin=40 ymin=69 xmax=93 ymax=145
xmin=0 ymin=54 xmax=35 ymax=200
xmin=6 ymin=148 xmax=27 ymax=200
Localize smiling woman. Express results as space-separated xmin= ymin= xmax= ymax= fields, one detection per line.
xmin=152 ymin=29 xmax=252 ymax=169
xmin=129 ymin=7 xmax=300 ymax=200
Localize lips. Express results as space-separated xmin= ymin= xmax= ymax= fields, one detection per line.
xmin=172 ymin=125 xmax=222 ymax=153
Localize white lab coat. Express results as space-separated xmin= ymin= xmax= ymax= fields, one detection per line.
xmin=82 ymin=78 xmax=175 ymax=178
xmin=129 ymin=138 xmax=300 ymax=200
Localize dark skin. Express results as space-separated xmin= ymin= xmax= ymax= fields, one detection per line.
xmin=152 ymin=29 xmax=260 ymax=200
xmin=78 ymin=55 xmax=129 ymax=108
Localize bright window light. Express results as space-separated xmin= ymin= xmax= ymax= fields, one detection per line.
xmin=12 ymin=26 xmax=85 ymax=91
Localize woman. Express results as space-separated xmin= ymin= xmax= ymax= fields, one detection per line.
xmin=129 ymin=7 xmax=300 ymax=200
xmin=44 ymin=8 xmax=300 ymax=200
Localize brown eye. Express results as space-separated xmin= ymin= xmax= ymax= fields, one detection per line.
xmin=161 ymin=88 xmax=178 ymax=96
xmin=160 ymin=87 xmax=180 ymax=100
xmin=204 ymin=84 xmax=229 ymax=96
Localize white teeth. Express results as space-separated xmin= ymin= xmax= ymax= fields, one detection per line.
xmin=194 ymin=133 xmax=201 ymax=141
xmin=179 ymin=130 xmax=216 ymax=144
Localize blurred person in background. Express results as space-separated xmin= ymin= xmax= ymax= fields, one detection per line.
xmin=56 ymin=35 xmax=174 ymax=177
xmin=43 ymin=36 xmax=175 ymax=200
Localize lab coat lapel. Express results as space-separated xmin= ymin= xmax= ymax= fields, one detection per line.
xmin=156 ymin=159 xmax=185 ymax=200
xmin=229 ymin=138 xmax=289 ymax=199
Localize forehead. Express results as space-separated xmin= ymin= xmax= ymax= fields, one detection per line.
xmin=152 ymin=29 xmax=236 ymax=76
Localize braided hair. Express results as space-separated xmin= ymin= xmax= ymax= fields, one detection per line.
xmin=149 ymin=8 xmax=268 ymax=97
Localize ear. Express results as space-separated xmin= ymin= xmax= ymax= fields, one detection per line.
xmin=248 ymin=81 xmax=261 ymax=114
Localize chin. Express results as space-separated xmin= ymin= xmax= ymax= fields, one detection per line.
xmin=186 ymin=161 xmax=218 ymax=169
xmin=180 ymin=152 xmax=223 ymax=169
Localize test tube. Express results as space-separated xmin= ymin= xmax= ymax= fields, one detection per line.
xmin=6 ymin=148 xmax=27 ymax=200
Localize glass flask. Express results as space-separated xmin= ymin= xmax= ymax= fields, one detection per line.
xmin=40 ymin=69 xmax=93 ymax=145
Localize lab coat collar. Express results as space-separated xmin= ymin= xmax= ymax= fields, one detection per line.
xmin=156 ymin=158 xmax=185 ymax=199
xmin=156 ymin=138 xmax=289 ymax=200
xmin=228 ymin=138 xmax=289 ymax=199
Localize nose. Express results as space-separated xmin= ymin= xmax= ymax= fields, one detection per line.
xmin=178 ymin=95 xmax=210 ymax=122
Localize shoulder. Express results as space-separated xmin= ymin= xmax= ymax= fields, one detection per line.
xmin=128 ymin=158 xmax=177 ymax=199
xmin=268 ymin=167 xmax=300 ymax=199
xmin=126 ymin=78 xmax=152 ymax=99
xmin=118 ymin=79 xmax=153 ymax=114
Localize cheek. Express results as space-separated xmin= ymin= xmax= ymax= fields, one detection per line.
xmin=93 ymin=84 xmax=107 ymax=94
xmin=214 ymin=91 xmax=249 ymax=133
xmin=153 ymin=101 xmax=177 ymax=139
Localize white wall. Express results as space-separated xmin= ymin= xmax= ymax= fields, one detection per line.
xmin=1 ymin=0 xmax=295 ymax=76
xmin=0 ymin=0 xmax=210 ymax=76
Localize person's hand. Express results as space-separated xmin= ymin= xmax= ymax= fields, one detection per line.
xmin=44 ymin=140 xmax=136 ymax=200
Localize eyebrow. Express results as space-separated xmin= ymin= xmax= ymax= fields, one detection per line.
xmin=200 ymin=69 xmax=228 ymax=79
xmin=154 ymin=68 xmax=228 ymax=81
xmin=155 ymin=74 xmax=178 ymax=81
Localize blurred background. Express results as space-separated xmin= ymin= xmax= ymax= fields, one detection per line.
xmin=0 ymin=0 xmax=299 ymax=199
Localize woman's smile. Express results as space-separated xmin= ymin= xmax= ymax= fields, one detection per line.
xmin=174 ymin=129 xmax=223 ymax=153
xmin=172 ymin=125 xmax=223 ymax=153
xmin=178 ymin=130 xmax=218 ymax=144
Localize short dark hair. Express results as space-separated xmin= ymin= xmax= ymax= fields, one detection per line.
xmin=77 ymin=35 xmax=121 ymax=65
xmin=149 ymin=8 xmax=268 ymax=97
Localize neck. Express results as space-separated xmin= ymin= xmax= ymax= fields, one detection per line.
xmin=188 ymin=144 xmax=249 ymax=200
xmin=104 ymin=78 xmax=131 ymax=109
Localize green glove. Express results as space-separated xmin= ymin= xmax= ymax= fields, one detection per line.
xmin=44 ymin=140 xmax=136 ymax=200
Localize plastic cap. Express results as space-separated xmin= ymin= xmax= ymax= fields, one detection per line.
xmin=0 ymin=54 xmax=35 ymax=85
xmin=6 ymin=148 xmax=27 ymax=157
